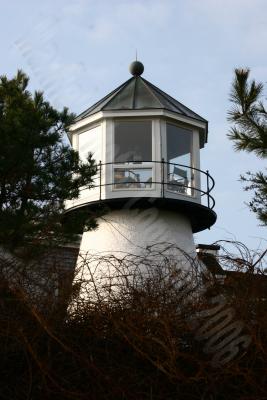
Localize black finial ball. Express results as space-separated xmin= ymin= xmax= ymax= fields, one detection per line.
xmin=129 ymin=61 xmax=144 ymax=76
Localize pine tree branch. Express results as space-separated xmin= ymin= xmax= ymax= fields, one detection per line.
xmin=228 ymin=68 xmax=267 ymax=224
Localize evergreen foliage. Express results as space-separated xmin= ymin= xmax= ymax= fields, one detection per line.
xmin=0 ymin=70 xmax=97 ymax=252
xmin=228 ymin=68 xmax=267 ymax=224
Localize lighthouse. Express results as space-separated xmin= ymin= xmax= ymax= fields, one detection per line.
xmin=65 ymin=61 xmax=216 ymax=269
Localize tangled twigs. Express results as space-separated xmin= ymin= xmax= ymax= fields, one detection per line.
xmin=0 ymin=242 xmax=266 ymax=399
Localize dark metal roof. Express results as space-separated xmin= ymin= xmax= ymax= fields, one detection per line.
xmin=75 ymin=76 xmax=208 ymax=126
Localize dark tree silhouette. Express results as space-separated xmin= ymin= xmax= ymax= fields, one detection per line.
xmin=0 ymin=70 xmax=97 ymax=252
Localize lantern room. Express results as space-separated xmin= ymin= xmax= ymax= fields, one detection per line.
xmin=65 ymin=61 xmax=216 ymax=234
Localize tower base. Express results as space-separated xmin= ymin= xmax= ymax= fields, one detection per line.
xmin=71 ymin=208 xmax=199 ymax=305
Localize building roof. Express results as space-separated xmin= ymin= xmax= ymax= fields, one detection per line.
xmin=74 ymin=75 xmax=208 ymax=127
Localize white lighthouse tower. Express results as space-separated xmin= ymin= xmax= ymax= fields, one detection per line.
xmin=65 ymin=61 xmax=216 ymax=269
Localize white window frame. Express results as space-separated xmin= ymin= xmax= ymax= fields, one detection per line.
xmin=164 ymin=120 xmax=196 ymax=198
xmin=111 ymin=118 xmax=156 ymax=192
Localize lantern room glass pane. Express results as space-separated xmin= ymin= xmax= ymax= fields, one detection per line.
xmin=166 ymin=124 xmax=193 ymax=195
xmin=114 ymin=121 xmax=152 ymax=163
xmin=114 ymin=168 xmax=152 ymax=189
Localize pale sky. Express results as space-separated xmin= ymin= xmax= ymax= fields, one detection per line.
xmin=1 ymin=0 xmax=266 ymax=251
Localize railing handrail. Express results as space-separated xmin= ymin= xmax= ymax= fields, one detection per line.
xmin=80 ymin=160 xmax=215 ymax=210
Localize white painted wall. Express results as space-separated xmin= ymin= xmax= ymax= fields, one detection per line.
xmin=80 ymin=208 xmax=195 ymax=257
xmin=78 ymin=124 xmax=102 ymax=163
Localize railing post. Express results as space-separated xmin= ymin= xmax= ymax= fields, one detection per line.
xmin=99 ymin=161 xmax=102 ymax=201
xmin=206 ymin=170 xmax=210 ymax=208
xmin=161 ymin=158 xmax=165 ymax=198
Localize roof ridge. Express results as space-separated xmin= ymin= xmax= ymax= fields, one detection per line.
xmin=142 ymin=77 xmax=187 ymax=117
xmin=141 ymin=77 xmax=207 ymax=122
xmin=101 ymin=76 xmax=136 ymax=111
xmin=139 ymin=77 xmax=164 ymax=108
xmin=132 ymin=77 xmax=137 ymax=108
xmin=75 ymin=77 xmax=134 ymax=121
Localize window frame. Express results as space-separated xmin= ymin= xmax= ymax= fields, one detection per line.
xmin=164 ymin=121 xmax=195 ymax=197
xmin=112 ymin=118 xmax=155 ymax=191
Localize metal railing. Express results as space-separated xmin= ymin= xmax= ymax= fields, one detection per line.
xmin=85 ymin=160 xmax=215 ymax=210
